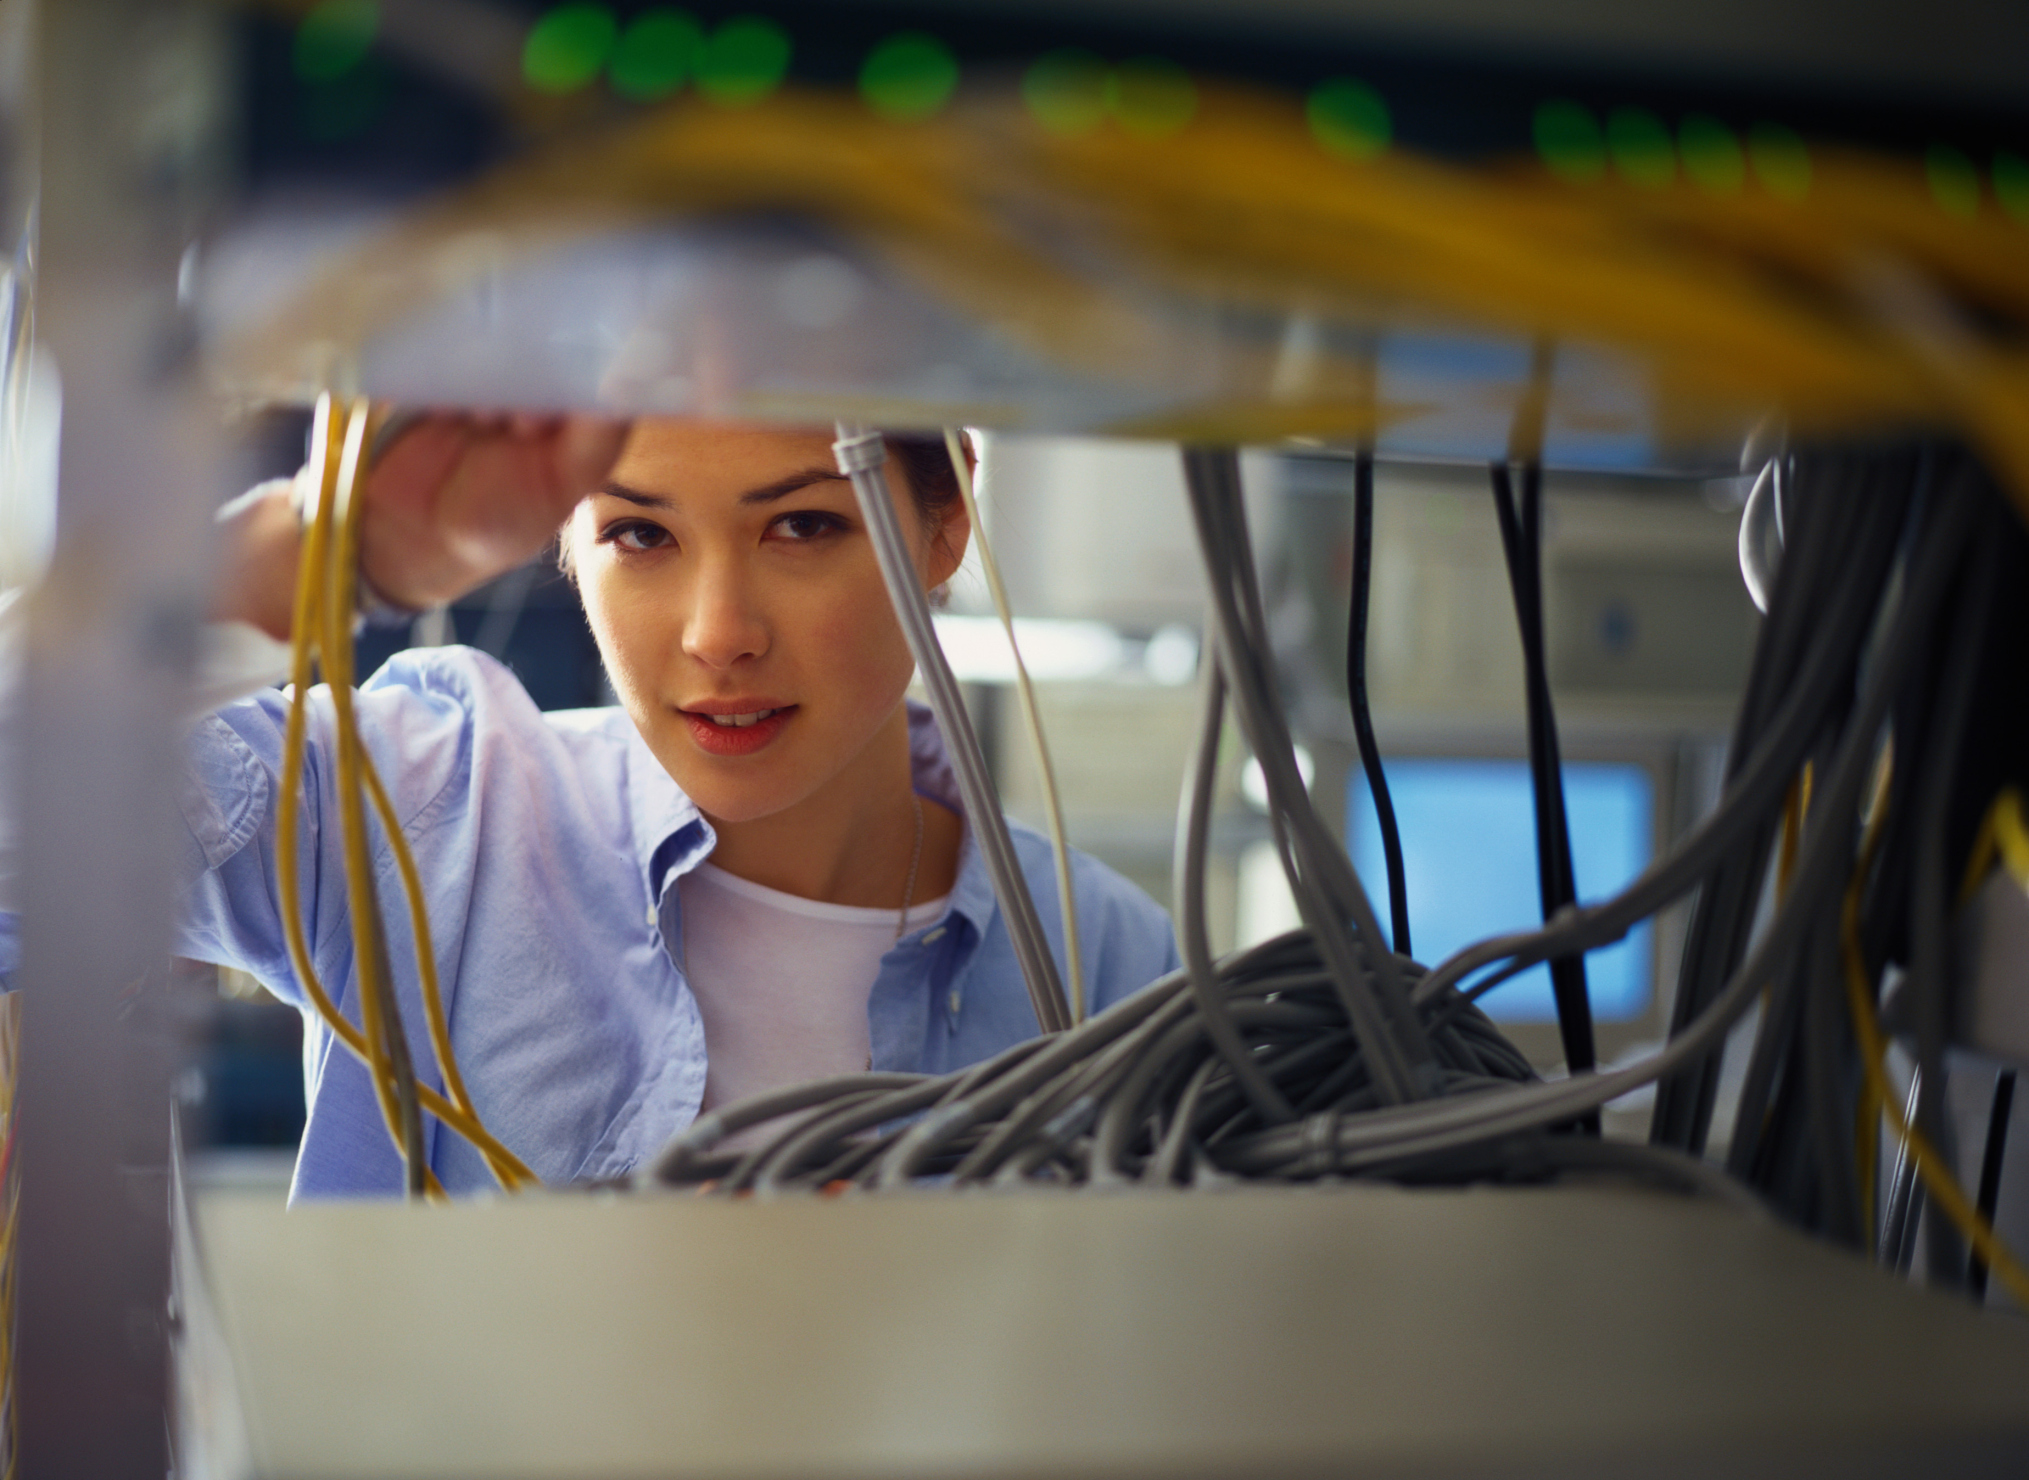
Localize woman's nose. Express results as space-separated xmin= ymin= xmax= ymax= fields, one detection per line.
xmin=680 ymin=560 xmax=768 ymax=670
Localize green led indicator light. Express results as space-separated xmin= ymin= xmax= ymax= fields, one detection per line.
xmin=1996 ymin=150 xmax=2029 ymax=225
xmin=1607 ymin=107 xmax=1674 ymax=188
xmin=696 ymin=15 xmax=790 ymax=107
xmin=1678 ymin=115 xmax=1744 ymax=194
xmin=294 ymin=0 xmax=378 ymax=82
xmin=524 ymin=4 xmax=618 ymax=95
xmin=860 ymin=31 xmax=959 ymax=122
xmin=1534 ymin=101 xmax=1605 ymax=183
xmin=1106 ymin=57 xmax=1196 ymax=139
xmin=1023 ymin=48 xmax=1108 ymax=137
xmin=1307 ymin=79 xmax=1391 ymax=160
xmin=1747 ymin=123 xmax=1810 ymax=201
xmin=1926 ymin=144 xmax=1981 ymax=218
xmin=609 ymin=9 xmax=702 ymax=102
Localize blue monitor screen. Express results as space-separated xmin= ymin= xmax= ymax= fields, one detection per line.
xmin=1347 ymin=758 xmax=1655 ymax=1023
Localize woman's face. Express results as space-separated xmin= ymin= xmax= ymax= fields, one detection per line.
xmin=566 ymin=420 xmax=966 ymax=823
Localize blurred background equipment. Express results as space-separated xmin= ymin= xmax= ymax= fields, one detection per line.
xmin=9 ymin=0 xmax=2029 ymax=1475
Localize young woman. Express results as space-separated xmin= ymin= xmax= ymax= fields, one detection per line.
xmin=187 ymin=413 xmax=1178 ymax=1198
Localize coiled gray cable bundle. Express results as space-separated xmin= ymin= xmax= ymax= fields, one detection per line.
xmin=639 ymin=439 xmax=2027 ymax=1228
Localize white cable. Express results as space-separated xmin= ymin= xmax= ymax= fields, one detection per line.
xmin=944 ymin=429 xmax=1087 ymax=1024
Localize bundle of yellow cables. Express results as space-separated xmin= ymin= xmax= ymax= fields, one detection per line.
xmin=275 ymin=392 xmax=537 ymax=1199
xmin=221 ymin=84 xmax=2029 ymax=521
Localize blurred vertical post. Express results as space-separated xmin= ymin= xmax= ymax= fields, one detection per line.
xmin=15 ymin=0 xmax=228 ymax=1473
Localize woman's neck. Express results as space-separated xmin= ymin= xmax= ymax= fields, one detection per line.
xmin=701 ymin=704 xmax=961 ymax=909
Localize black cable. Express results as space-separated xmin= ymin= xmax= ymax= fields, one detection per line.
xmin=634 ymin=439 xmax=2025 ymax=1289
xmin=1412 ymin=458 xmax=1950 ymax=1027
xmin=1652 ymin=452 xmax=1917 ymax=1153
xmin=1652 ymin=455 xmax=1849 ymax=1156
xmin=1183 ymin=447 xmax=1432 ymax=1100
xmin=1969 ymin=1070 xmax=2016 ymax=1301
xmin=1910 ymin=511 xmax=1999 ymax=1289
xmin=1880 ymin=1065 xmax=1925 ymax=1271
xmin=1327 ymin=466 xmax=1984 ymax=1169
xmin=1346 ymin=449 xmax=1410 ymax=957
xmin=1490 ymin=460 xmax=1595 ymax=1085
xmin=1802 ymin=911 xmax=1865 ymax=1246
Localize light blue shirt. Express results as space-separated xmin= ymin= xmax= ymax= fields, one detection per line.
xmin=165 ymin=648 xmax=1178 ymax=1200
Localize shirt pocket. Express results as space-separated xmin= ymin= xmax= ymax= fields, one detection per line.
xmin=568 ymin=991 xmax=709 ymax=1183
xmin=180 ymin=714 xmax=272 ymax=872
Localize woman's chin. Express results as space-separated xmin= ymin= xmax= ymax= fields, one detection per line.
xmin=692 ymin=793 xmax=793 ymax=826
xmin=663 ymin=754 xmax=812 ymax=826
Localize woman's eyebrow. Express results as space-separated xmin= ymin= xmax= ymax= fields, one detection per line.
xmin=599 ymin=482 xmax=671 ymax=509
xmin=739 ymin=468 xmax=850 ymax=506
xmin=597 ymin=470 xmax=848 ymax=509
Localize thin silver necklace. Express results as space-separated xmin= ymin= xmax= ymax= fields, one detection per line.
xmin=897 ymin=791 xmax=924 ymax=941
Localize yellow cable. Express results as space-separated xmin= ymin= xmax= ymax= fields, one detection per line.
xmin=217 ymin=86 xmax=2028 ymax=520
xmin=943 ymin=429 xmax=1087 ymax=1023
xmin=1851 ymin=748 xmax=1893 ymax=1256
xmin=1844 ymin=784 xmax=2029 ymax=1308
xmin=357 ymin=758 xmax=537 ymax=1187
xmin=329 ymin=397 xmax=519 ymax=1192
xmin=322 ymin=400 xmax=416 ymax=1174
xmin=1960 ymin=786 xmax=2029 ymax=904
xmin=271 ymin=393 xmax=533 ymax=1193
xmin=330 ymin=410 xmax=534 ymax=1189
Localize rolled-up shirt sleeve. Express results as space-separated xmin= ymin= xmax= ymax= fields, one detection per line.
xmin=173 ymin=698 xmax=314 ymax=998
xmin=173 ymin=662 xmax=485 ymax=1013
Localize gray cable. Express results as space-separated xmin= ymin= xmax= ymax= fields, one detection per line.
xmin=633 ymin=440 xmax=2003 ymax=1242
xmin=833 ymin=424 xmax=1071 ymax=1036
xmin=648 ymin=1072 xmax=926 ymax=1183
xmin=1249 ymin=471 xmax=1980 ymax=1169
xmin=1175 ymin=652 xmax=1294 ymax=1121
xmin=1181 ymin=448 xmax=1431 ymax=1102
xmin=1880 ymin=1065 xmax=1925 ymax=1269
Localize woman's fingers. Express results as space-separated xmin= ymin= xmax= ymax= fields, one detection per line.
xmin=359 ymin=408 xmax=631 ymax=611
xmin=552 ymin=414 xmax=631 ymax=508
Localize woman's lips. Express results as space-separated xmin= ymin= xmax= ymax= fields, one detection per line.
xmin=680 ymin=704 xmax=796 ymax=757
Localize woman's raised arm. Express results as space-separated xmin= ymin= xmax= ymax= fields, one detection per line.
xmin=209 ymin=410 xmax=629 ymax=641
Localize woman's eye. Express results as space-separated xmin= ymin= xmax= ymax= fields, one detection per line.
xmin=603 ymin=520 xmax=673 ymax=553
xmin=769 ymin=510 xmax=846 ymax=543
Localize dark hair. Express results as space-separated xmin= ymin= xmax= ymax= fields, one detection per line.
xmin=883 ymin=432 xmax=964 ymax=533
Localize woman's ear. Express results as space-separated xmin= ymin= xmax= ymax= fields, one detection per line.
xmin=925 ymin=493 xmax=971 ymax=591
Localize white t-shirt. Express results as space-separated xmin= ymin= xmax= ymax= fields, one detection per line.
xmin=677 ymin=860 xmax=950 ymax=1114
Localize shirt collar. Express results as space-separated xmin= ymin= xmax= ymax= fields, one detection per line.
xmin=630 ymin=699 xmax=1002 ymax=944
xmin=907 ymin=701 xmax=998 ymax=944
xmin=619 ymin=720 xmax=709 ymax=904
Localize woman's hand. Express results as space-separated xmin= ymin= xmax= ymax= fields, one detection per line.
xmin=211 ymin=410 xmax=629 ymax=642
xmin=357 ymin=411 xmax=629 ymax=613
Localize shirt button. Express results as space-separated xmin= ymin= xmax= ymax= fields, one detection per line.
xmin=948 ymin=989 xmax=962 ymax=1017
xmin=646 ymin=904 xmax=658 ymax=928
